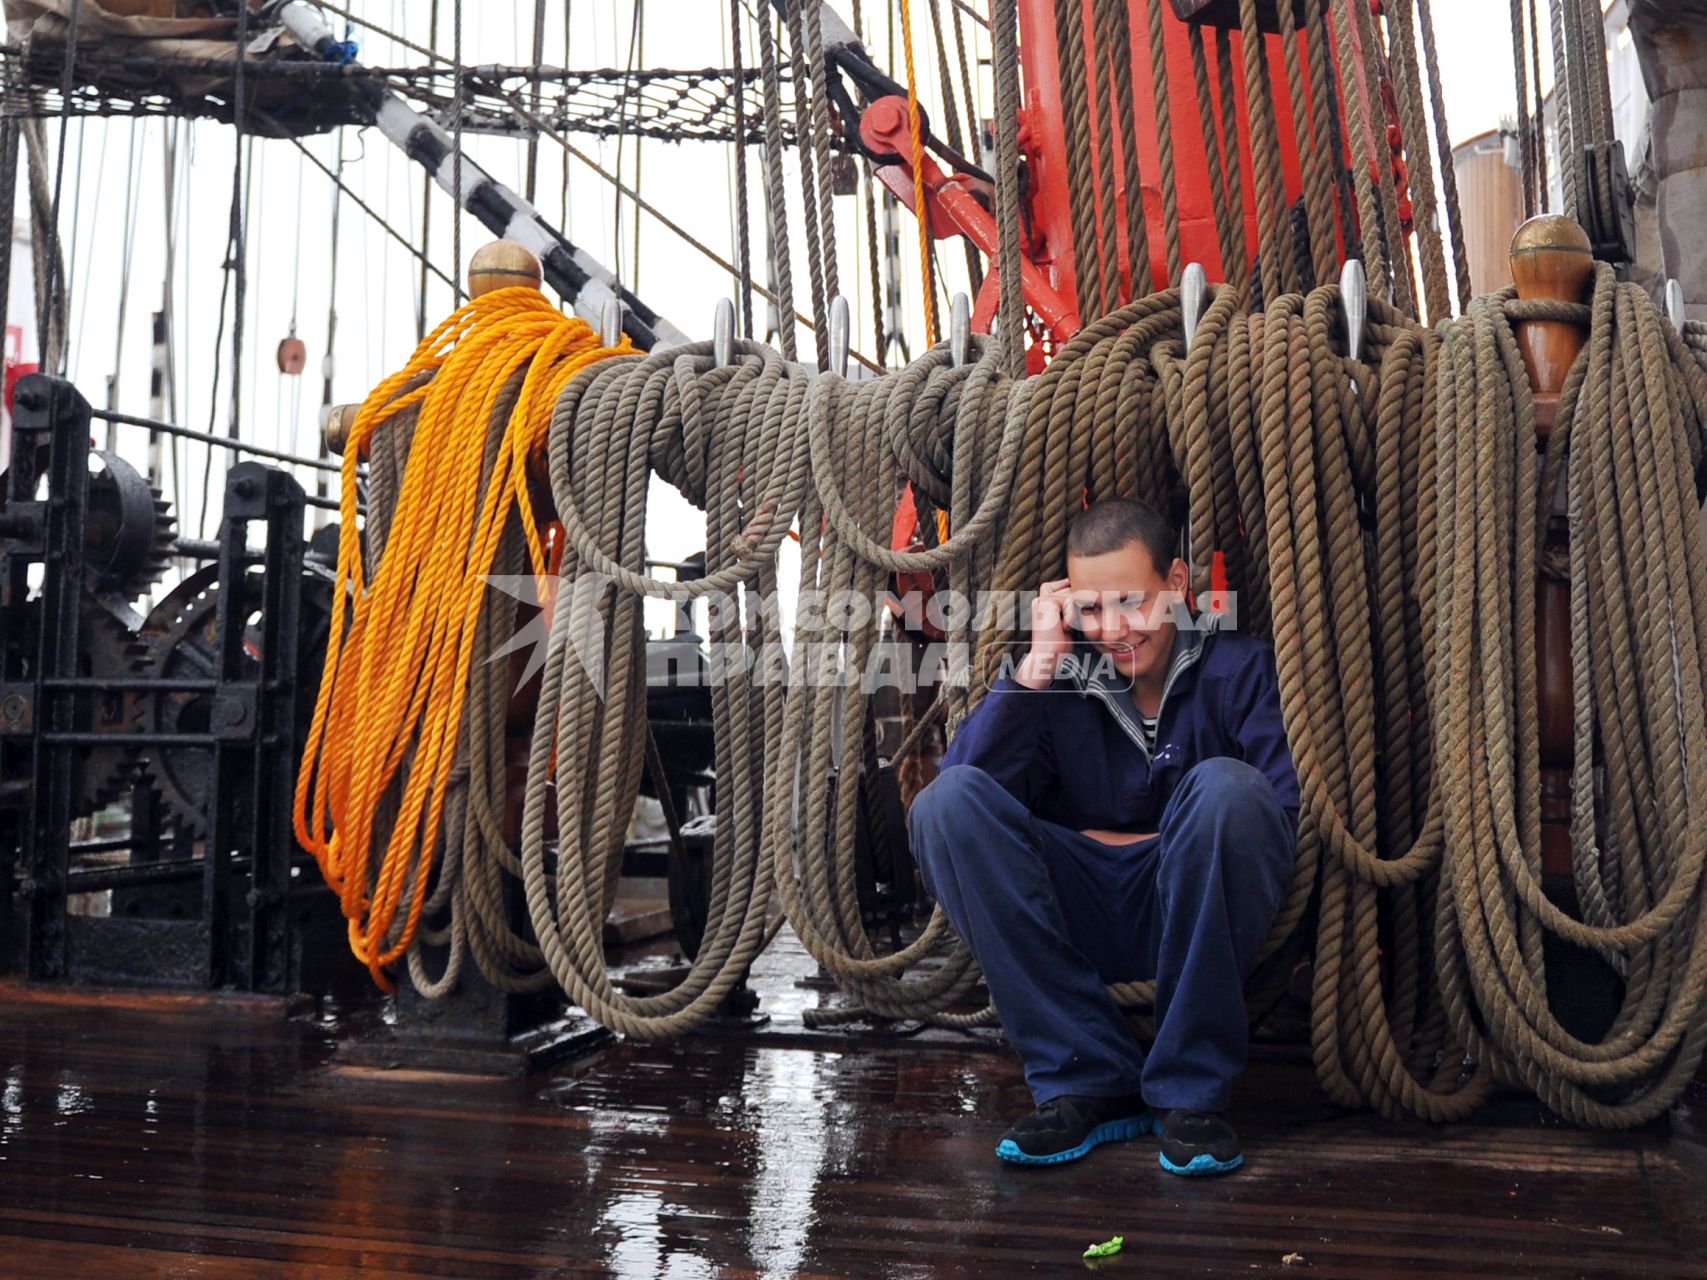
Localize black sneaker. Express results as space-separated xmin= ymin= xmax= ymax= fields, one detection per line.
xmin=995 ymin=1093 xmax=1152 ymax=1166
xmin=1157 ymin=1108 xmax=1243 ymax=1175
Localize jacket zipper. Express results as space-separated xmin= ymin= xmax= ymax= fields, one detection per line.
xmin=1082 ymin=631 xmax=1207 ymax=762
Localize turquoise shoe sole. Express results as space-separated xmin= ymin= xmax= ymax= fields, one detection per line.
xmin=995 ymin=1112 xmax=1154 ymax=1166
xmin=1158 ymin=1149 xmax=1244 ymax=1176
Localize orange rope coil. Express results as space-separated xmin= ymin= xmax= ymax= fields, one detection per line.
xmin=294 ymin=287 xmax=629 ymax=989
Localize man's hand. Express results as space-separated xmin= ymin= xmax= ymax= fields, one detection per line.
xmin=1016 ymin=578 xmax=1077 ymax=688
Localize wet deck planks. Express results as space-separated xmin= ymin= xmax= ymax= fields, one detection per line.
xmin=1 ymin=960 xmax=1704 ymax=1279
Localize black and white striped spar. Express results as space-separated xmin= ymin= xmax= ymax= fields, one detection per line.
xmin=279 ymin=1 xmax=691 ymax=352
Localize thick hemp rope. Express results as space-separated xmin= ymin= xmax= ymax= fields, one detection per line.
xmin=515 ymin=339 xmax=813 ymax=1037
xmin=1431 ymin=269 xmax=1707 ymax=1127
xmin=955 ymin=274 xmax=1707 ymax=1124
xmin=300 ymin=0 xmax=1704 ymax=1123
xmin=317 ymin=262 xmax=1707 ymax=1130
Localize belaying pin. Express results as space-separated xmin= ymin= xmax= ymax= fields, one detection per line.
xmin=323 ymin=403 xmax=360 ymax=458
xmin=713 ymin=297 xmax=735 ymax=368
xmin=1665 ymin=278 xmax=1686 ymax=330
xmin=828 ymin=294 xmax=850 ymax=377
xmin=1340 ymin=259 xmax=1368 ymax=363
xmin=1181 ymin=263 xmax=1208 ymax=350
xmin=601 ymin=297 xmax=624 ymax=348
xmin=950 ymin=291 xmax=970 ymax=368
xmin=467 ymin=240 xmax=543 ymax=298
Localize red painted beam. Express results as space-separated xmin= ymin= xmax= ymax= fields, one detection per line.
xmin=861 ymin=95 xmax=1083 ymax=343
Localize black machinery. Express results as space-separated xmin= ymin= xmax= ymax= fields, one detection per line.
xmin=0 ymin=373 xmax=340 ymax=993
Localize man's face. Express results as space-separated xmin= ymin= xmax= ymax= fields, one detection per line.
xmin=1064 ymin=541 xmax=1189 ymax=683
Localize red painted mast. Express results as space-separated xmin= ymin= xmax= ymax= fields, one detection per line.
xmin=1014 ymin=0 xmax=1313 ymax=303
xmin=859 ymin=0 xmax=1408 ymax=355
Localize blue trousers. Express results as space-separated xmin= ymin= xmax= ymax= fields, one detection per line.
xmin=910 ymin=759 xmax=1294 ymax=1111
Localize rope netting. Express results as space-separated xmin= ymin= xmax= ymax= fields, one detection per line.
xmin=2 ymin=42 xmax=801 ymax=146
xmin=391 ymin=63 xmax=804 ymax=146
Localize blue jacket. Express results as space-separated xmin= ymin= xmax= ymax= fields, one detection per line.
xmin=942 ymin=622 xmax=1300 ymax=837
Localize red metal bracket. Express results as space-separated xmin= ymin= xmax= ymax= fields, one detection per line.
xmin=859 ymin=94 xmax=1082 ymax=344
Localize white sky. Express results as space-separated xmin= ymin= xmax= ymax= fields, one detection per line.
xmin=13 ymin=0 xmax=1533 ymax=601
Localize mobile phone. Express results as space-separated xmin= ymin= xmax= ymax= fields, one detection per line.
xmin=1064 ymin=599 xmax=1088 ymax=643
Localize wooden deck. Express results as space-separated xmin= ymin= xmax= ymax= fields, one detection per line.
xmin=1 ymin=938 xmax=1703 ymax=1279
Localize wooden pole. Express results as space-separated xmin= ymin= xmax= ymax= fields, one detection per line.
xmin=1509 ymin=214 xmax=1593 ymax=878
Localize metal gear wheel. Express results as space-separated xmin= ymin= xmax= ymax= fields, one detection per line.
xmin=84 ymin=450 xmax=177 ymax=603
xmin=130 ymin=559 xmax=334 ymax=836
xmin=70 ymin=593 xmax=147 ymax=816
xmin=130 ymin=565 xmax=258 ymax=836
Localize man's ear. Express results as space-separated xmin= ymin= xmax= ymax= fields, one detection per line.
xmin=1168 ymin=556 xmax=1191 ymax=594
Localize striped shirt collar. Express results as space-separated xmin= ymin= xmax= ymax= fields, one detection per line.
xmin=1071 ymin=609 xmax=1218 ymax=753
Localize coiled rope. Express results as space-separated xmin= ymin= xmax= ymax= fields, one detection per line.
xmin=1431 ymin=267 xmax=1707 ymax=1127
xmin=512 ymin=339 xmax=811 ymax=1036
xmin=294 ymin=288 xmax=628 ymax=989
xmin=316 ymin=269 xmax=1707 ymax=1126
xmin=288 ymin=0 xmax=1707 ymax=1133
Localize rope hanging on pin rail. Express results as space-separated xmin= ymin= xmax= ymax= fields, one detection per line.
xmin=250 ymin=0 xmax=1707 ymax=1133
xmin=295 ymin=257 xmax=631 ymax=990
xmin=306 ymin=215 xmax=1707 ymax=1124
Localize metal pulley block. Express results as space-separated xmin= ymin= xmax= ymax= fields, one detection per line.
xmin=276 ymin=333 xmax=307 ymax=375
xmin=1581 ymin=141 xmax=1637 ymax=267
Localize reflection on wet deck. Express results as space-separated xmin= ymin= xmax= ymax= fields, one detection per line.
xmin=1 ymin=938 xmax=1703 ymax=1279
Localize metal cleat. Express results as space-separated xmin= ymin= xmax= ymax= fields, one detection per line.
xmin=950 ymin=292 xmax=971 ymax=368
xmin=1340 ymin=259 xmax=1368 ymax=363
xmin=828 ymin=295 xmax=851 ymax=377
xmin=1181 ymin=263 xmax=1208 ymax=350
xmin=713 ymin=297 xmax=735 ymax=368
